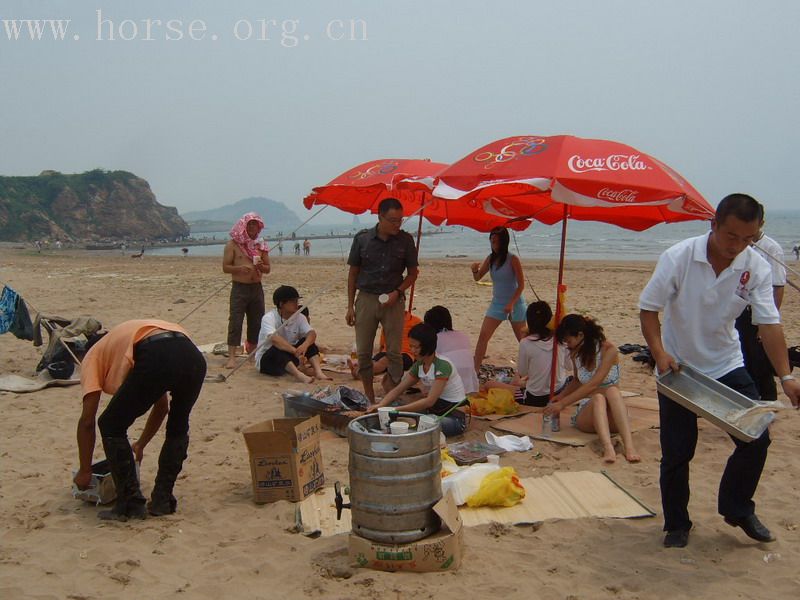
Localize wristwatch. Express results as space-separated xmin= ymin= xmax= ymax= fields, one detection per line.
xmin=780 ymin=374 xmax=796 ymax=383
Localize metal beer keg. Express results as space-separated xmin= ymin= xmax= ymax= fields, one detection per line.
xmin=347 ymin=412 xmax=442 ymax=544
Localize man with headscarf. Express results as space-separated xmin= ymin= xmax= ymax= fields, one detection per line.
xmin=223 ymin=213 xmax=270 ymax=368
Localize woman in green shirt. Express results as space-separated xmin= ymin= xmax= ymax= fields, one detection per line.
xmin=370 ymin=323 xmax=468 ymax=437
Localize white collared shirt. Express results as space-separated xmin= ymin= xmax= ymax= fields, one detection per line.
xmin=752 ymin=234 xmax=787 ymax=287
xmin=639 ymin=232 xmax=780 ymax=379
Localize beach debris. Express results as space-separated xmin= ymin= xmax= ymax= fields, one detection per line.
xmin=763 ymin=552 xmax=781 ymax=563
xmin=478 ymin=363 xmax=515 ymax=384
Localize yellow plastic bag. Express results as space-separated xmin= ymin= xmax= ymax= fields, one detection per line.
xmin=468 ymin=389 xmax=519 ymax=416
xmin=440 ymin=448 xmax=460 ymax=478
xmin=487 ymin=388 xmax=519 ymax=414
xmin=465 ymin=467 xmax=526 ymax=507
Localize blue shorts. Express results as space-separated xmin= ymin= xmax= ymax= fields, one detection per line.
xmin=486 ymin=297 xmax=526 ymax=322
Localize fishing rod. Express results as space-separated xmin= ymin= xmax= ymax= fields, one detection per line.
xmin=177 ymin=206 xmax=330 ymax=324
xmin=510 ymin=229 xmax=541 ymax=301
xmin=220 ymin=268 xmax=346 ymax=381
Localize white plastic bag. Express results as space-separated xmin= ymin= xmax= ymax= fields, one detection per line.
xmin=441 ymin=463 xmax=501 ymax=505
xmin=485 ymin=431 xmax=533 ymax=452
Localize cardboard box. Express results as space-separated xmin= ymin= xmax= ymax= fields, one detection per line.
xmin=242 ymin=415 xmax=325 ymax=504
xmin=348 ymin=491 xmax=463 ymax=572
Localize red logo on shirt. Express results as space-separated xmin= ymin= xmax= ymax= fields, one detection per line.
xmin=739 ymin=271 xmax=750 ymax=286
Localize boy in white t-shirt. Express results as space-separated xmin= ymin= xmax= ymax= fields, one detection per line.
xmin=255 ymin=285 xmax=329 ymax=383
xmin=370 ymin=323 xmax=467 ymax=437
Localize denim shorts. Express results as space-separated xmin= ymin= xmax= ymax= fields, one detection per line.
xmin=570 ymin=398 xmax=591 ymax=427
xmin=486 ymin=297 xmax=526 ymax=322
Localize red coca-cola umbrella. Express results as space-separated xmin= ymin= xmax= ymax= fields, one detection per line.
xmin=303 ymin=158 xmax=529 ymax=232
xmin=433 ymin=135 xmax=713 ymax=230
xmin=303 ymin=158 xmax=532 ymax=309
xmin=433 ymin=134 xmax=715 ymax=400
xmin=303 ymin=158 xmax=449 ymax=224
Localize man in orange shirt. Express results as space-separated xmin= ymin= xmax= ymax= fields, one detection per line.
xmin=74 ymin=320 xmax=206 ymax=521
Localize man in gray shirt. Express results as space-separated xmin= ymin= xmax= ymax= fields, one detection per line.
xmin=346 ymin=198 xmax=419 ymax=403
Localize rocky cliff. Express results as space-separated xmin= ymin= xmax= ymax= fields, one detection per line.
xmin=0 ymin=170 xmax=189 ymax=242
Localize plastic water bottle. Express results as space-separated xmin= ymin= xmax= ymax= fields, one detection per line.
xmin=551 ymin=413 xmax=561 ymax=432
xmin=542 ymin=414 xmax=551 ymax=431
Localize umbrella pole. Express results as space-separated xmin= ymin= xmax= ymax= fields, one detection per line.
xmin=549 ymin=205 xmax=569 ymax=400
xmin=406 ymin=205 xmax=424 ymax=314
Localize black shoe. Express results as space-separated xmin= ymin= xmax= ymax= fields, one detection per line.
xmin=663 ymin=529 xmax=690 ymax=548
xmin=724 ymin=514 xmax=776 ymax=542
xmin=618 ymin=344 xmax=645 ymax=355
xmin=147 ymin=494 xmax=177 ymax=517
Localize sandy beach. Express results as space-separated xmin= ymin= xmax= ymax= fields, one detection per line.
xmin=1 ymin=249 xmax=799 ymax=600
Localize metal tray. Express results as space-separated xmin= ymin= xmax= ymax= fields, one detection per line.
xmin=283 ymin=393 xmax=355 ymax=437
xmin=656 ymin=364 xmax=774 ymax=442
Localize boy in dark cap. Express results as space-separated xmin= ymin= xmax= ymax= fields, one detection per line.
xmin=254 ymin=285 xmax=329 ymax=383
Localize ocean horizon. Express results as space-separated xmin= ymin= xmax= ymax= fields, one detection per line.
xmin=152 ymin=209 xmax=800 ymax=262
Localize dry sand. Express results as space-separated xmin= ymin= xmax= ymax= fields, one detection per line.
xmin=1 ymin=249 xmax=799 ymax=599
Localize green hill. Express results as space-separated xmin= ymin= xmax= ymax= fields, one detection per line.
xmin=0 ymin=169 xmax=188 ymax=242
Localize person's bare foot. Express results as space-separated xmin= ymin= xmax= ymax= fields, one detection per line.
xmin=347 ymin=358 xmax=359 ymax=379
xmin=624 ymin=449 xmax=641 ymax=463
xmin=315 ymin=371 xmax=334 ymax=381
xmin=602 ymin=445 xmax=617 ymax=463
xmin=223 ymin=358 xmax=237 ymax=369
xmin=296 ymin=373 xmax=315 ymax=384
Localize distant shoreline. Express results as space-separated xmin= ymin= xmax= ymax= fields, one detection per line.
xmin=0 ymin=229 xmax=451 ymax=252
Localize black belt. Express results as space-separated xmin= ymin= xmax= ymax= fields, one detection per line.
xmin=137 ymin=331 xmax=187 ymax=348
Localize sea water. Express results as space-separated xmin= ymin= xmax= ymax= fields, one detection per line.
xmin=151 ymin=210 xmax=800 ymax=262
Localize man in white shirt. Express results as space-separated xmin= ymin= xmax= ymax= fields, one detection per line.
xmin=735 ymin=228 xmax=786 ymax=400
xmin=255 ymin=286 xmax=328 ymax=383
xmin=640 ymin=194 xmax=800 ymax=549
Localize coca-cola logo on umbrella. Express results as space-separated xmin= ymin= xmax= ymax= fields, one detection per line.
xmin=567 ymin=154 xmax=651 ymax=174
xmin=597 ymin=188 xmax=639 ymax=203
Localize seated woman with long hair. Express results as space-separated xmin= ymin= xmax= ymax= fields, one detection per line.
xmin=544 ymin=314 xmax=641 ymax=464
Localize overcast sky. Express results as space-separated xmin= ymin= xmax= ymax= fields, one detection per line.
xmin=2 ymin=1 xmax=798 ymax=223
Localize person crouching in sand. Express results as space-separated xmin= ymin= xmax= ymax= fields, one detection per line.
xmin=544 ymin=314 xmax=640 ymax=464
xmin=74 ymin=320 xmax=206 ymax=521
xmin=254 ymin=285 xmax=330 ymax=384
